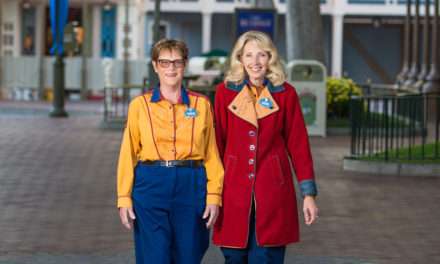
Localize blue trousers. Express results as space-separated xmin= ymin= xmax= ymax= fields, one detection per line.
xmin=132 ymin=163 xmax=209 ymax=264
xmin=221 ymin=206 xmax=286 ymax=264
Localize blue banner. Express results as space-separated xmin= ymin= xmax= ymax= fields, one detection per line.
xmin=235 ymin=9 xmax=276 ymax=39
xmin=50 ymin=0 xmax=69 ymax=55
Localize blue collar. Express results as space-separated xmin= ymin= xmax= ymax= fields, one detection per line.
xmin=226 ymin=78 xmax=284 ymax=93
xmin=150 ymin=84 xmax=190 ymax=106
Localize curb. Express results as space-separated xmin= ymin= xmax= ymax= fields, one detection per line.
xmin=327 ymin=127 xmax=350 ymax=136
xmin=343 ymin=158 xmax=440 ymax=176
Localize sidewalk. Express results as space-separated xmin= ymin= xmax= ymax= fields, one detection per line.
xmin=0 ymin=101 xmax=439 ymax=264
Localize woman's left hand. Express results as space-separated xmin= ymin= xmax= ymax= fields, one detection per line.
xmin=303 ymin=196 xmax=319 ymax=226
xmin=203 ymin=204 xmax=219 ymax=229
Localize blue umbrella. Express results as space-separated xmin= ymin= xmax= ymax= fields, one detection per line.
xmin=49 ymin=0 xmax=69 ymax=55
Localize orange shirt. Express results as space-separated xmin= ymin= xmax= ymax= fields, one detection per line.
xmin=117 ymin=87 xmax=224 ymax=208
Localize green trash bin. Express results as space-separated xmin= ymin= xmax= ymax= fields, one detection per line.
xmin=287 ymin=60 xmax=327 ymax=137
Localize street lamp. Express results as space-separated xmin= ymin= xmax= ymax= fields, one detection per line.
xmin=103 ymin=0 xmax=113 ymax=11
xmin=49 ymin=0 xmax=68 ymax=117
xmin=22 ymin=0 xmax=32 ymax=10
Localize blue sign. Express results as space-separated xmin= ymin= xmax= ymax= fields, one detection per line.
xmin=50 ymin=0 xmax=69 ymax=55
xmin=235 ymin=9 xmax=276 ymax=39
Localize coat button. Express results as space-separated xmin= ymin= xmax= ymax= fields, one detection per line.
xmin=248 ymin=173 xmax=255 ymax=179
xmin=249 ymin=159 xmax=254 ymax=165
xmin=248 ymin=130 xmax=256 ymax=137
xmin=249 ymin=145 xmax=255 ymax=151
xmin=232 ymin=105 xmax=237 ymax=110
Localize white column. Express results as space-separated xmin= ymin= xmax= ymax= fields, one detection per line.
xmin=331 ymin=14 xmax=344 ymax=77
xmin=92 ymin=4 xmax=101 ymax=58
xmin=202 ymin=12 xmax=212 ymax=53
xmin=35 ymin=2 xmax=45 ymax=56
xmin=10 ymin=0 xmax=20 ymax=56
xmin=136 ymin=9 xmax=146 ymax=59
xmin=130 ymin=4 xmax=145 ymax=60
xmin=135 ymin=0 xmax=146 ymax=59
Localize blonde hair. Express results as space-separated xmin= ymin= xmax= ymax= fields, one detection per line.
xmin=225 ymin=31 xmax=286 ymax=86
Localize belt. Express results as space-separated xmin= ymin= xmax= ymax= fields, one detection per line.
xmin=139 ymin=160 xmax=203 ymax=168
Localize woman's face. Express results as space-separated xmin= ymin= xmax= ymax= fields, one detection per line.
xmin=152 ymin=48 xmax=186 ymax=88
xmin=240 ymin=40 xmax=270 ymax=83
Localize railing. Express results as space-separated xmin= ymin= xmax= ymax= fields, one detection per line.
xmin=102 ymin=85 xmax=148 ymax=128
xmin=349 ymin=93 xmax=440 ymax=161
xmin=100 ymin=76 xmax=217 ymax=129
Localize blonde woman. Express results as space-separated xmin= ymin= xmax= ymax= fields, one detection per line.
xmin=213 ymin=31 xmax=318 ymax=263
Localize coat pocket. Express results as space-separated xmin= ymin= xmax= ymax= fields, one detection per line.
xmin=270 ymin=155 xmax=285 ymax=185
xmin=223 ymin=155 xmax=237 ymax=186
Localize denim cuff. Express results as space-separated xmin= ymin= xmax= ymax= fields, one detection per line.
xmin=299 ymin=179 xmax=318 ymax=197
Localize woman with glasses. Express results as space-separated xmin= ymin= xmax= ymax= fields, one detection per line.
xmin=213 ymin=31 xmax=318 ymax=263
xmin=117 ymin=39 xmax=224 ymax=264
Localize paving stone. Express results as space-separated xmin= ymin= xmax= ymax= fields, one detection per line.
xmin=0 ymin=101 xmax=439 ymax=263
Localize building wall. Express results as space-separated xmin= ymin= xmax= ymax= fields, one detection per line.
xmin=343 ymin=23 xmax=402 ymax=84
xmin=1 ymin=0 xmax=20 ymax=57
xmin=211 ymin=14 xmax=234 ymax=54
xmin=145 ymin=13 xmax=202 ymax=57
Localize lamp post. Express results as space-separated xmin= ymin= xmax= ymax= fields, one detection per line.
xmin=81 ymin=0 xmax=91 ymax=100
xmin=50 ymin=0 xmax=68 ymax=117
xmin=123 ymin=0 xmax=130 ymax=87
xmin=147 ymin=0 xmax=161 ymax=89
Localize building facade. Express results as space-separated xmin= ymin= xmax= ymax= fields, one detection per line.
xmin=0 ymin=0 xmax=418 ymax=97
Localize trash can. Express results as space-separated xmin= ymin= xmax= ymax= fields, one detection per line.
xmin=287 ymin=60 xmax=327 ymax=137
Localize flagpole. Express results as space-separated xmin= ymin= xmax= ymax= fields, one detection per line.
xmin=50 ymin=0 xmax=68 ymax=117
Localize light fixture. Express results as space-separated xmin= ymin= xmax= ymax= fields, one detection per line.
xmin=103 ymin=0 xmax=113 ymax=11
xmin=22 ymin=0 xmax=31 ymax=9
xmin=372 ymin=17 xmax=382 ymax=28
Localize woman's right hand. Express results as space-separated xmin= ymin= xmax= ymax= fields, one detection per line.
xmin=119 ymin=207 xmax=136 ymax=230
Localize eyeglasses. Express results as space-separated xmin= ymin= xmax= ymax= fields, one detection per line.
xmin=157 ymin=59 xmax=186 ymax=68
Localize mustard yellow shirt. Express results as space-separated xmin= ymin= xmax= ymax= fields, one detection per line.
xmin=117 ymin=87 xmax=224 ymax=208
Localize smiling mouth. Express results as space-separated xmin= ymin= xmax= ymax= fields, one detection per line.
xmin=165 ymin=73 xmax=178 ymax=77
xmin=248 ymin=66 xmax=263 ymax=72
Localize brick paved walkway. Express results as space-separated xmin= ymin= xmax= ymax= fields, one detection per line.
xmin=0 ymin=101 xmax=439 ymax=264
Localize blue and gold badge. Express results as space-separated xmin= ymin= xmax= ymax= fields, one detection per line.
xmin=184 ymin=107 xmax=198 ymax=118
xmin=258 ymin=98 xmax=273 ymax=109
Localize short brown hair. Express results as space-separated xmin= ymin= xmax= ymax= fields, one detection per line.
xmin=151 ymin=38 xmax=189 ymax=61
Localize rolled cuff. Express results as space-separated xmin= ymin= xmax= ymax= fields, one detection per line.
xmin=117 ymin=196 xmax=133 ymax=208
xmin=206 ymin=193 xmax=222 ymax=206
xmin=299 ymin=179 xmax=318 ymax=197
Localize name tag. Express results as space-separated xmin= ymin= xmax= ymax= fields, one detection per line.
xmin=259 ymin=98 xmax=273 ymax=109
xmin=184 ymin=107 xmax=198 ymax=118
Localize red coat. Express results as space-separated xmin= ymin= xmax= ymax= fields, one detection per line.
xmin=212 ymin=80 xmax=317 ymax=248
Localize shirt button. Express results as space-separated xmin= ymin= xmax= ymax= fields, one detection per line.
xmin=249 ymin=145 xmax=256 ymax=151
xmin=249 ymin=130 xmax=256 ymax=137
xmin=248 ymin=173 xmax=255 ymax=179
xmin=249 ymin=159 xmax=254 ymax=165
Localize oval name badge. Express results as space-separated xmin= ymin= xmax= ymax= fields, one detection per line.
xmin=184 ymin=107 xmax=198 ymax=118
xmin=259 ymin=98 xmax=273 ymax=109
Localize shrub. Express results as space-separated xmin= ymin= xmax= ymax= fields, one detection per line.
xmin=326 ymin=77 xmax=362 ymax=118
